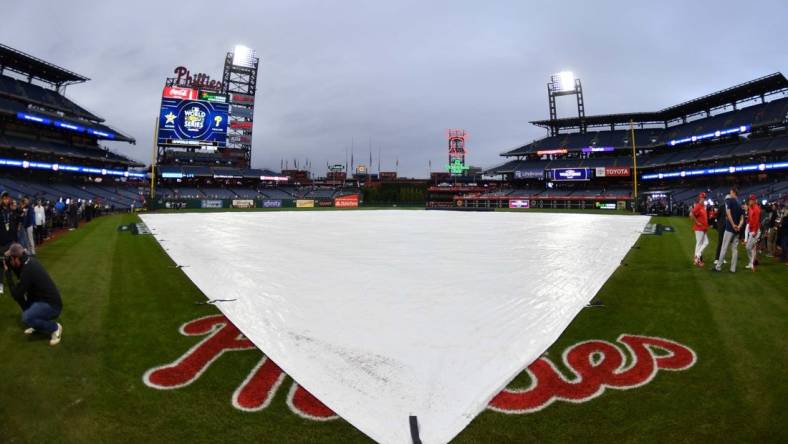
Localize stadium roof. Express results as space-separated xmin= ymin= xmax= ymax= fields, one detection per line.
xmin=531 ymin=72 xmax=788 ymax=130
xmin=0 ymin=43 xmax=89 ymax=86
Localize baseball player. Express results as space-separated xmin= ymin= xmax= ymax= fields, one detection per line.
xmin=745 ymin=194 xmax=761 ymax=271
xmin=689 ymin=192 xmax=709 ymax=267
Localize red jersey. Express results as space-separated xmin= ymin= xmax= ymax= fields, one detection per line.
xmin=691 ymin=202 xmax=708 ymax=231
xmin=748 ymin=204 xmax=761 ymax=233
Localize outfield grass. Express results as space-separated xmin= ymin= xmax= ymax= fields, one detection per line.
xmin=0 ymin=211 xmax=785 ymax=443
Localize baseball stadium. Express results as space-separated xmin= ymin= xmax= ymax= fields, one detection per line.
xmin=1 ymin=3 xmax=787 ymax=443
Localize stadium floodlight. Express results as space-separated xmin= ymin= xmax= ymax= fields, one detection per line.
xmin=232 ymin=45 xmax=256 ymax=68
xmin=553 ymin=71 xmax=576 ymax=92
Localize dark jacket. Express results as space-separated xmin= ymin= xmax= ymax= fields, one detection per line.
xmin=0 ymin=205 xmax=17 ymax=247
xmin=5 ymin=255 xmax=62 ymax=310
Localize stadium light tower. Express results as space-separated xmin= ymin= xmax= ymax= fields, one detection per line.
xmin=222 ymin=45 xmax=260 ymax=169
xmin=547 ymin=71 xmax=586 ymax=136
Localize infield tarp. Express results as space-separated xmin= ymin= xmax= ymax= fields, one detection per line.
xmin=141 ymin=211 xmax=649 ymax=443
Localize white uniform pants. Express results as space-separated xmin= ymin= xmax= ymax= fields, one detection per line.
xmin=746 ymin=229 xmax=760 ymax=267
xmin=694 ymin=230 xmax=709 ymax=259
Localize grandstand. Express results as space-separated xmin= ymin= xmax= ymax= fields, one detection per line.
xmin=485 ymin=73 xmax=788 ymax=210
xmin=0 ymin=43 xmax=143 ymax=206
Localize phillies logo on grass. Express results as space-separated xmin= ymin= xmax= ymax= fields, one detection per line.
xmin=143 ymin=315 xmax=696 ymax=419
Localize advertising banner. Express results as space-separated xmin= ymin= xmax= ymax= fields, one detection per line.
xmin=335 ymin=195 xmax=360 ymax=208
xmin=230 ymin=93 xmax=254 ymax=104
xmin=232 ymin=199 xmax=255 ymax=208
xmin=604 ymin=166 xmax=630 ymax=177
xmin=296 ymin=199 xmax=315 ymax=208
xmin=230 ymin=121 xmax=254 ymax=130
xmin=551 ymin=168 xmax=591 ymax=181
xmin=158 ymin=98 xmax=229 ymax=146
xmin=162 ymin=86 xmax=198 ymax=100
xmin=262 ymin=199 xmax=282 ymax=208
xmin=595 ymin=167 xmax=606 ymax=178
xmin=318 ymin=200 xmax=333 ymax=207
xmin=514 ymin=169 xmax=544 ymax=179
xmin=595 ymin=202 xmax=617 ymax=210
xmin=230 ymin=106 xmax=254 ymax=118
xmin=200 ymin=200 xmax=223 ymax=209
xmin=508 ymin=199 xmax=530 ymax=209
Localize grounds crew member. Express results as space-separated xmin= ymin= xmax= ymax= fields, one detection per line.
xmin=744 ymin=194 xmax=761 ymax=271
xmin=3 ymin=243 xmax=63 ymax=345
xmin=715 ymin=186 xmax=744 ymax=273
xmin=690 ymin=192 xmax=709 ymax=267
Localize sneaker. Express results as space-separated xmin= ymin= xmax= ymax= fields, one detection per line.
xmin=49 ymin=323 xmax=62 ymax=346
xmin=713 ymin=259 xmax=719 ymax=265
xmin=745 ymin=264 xmax=753 ymax=269
xmin=24 ymin=327 xmax=35 ymax=335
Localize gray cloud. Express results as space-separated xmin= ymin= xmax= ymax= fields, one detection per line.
xmin=3 ymin=0 xmax=786 ymax=176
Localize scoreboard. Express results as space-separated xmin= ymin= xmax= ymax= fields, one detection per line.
xmin=158 ymin=87 xmax=229 ymax=146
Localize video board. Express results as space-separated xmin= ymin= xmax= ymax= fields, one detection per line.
xmin=158 ymin=98 xmax=229 ymax=146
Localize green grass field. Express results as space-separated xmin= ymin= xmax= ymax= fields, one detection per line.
xmin=0 ymin=210 xmax=785 ymax=443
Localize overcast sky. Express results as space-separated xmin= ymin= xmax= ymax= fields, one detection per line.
xmin=3 ymin=0 xmax=787 ymax=177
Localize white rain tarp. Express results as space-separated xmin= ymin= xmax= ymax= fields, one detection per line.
xmin=141 ymin=211 xmax=648 ymax=443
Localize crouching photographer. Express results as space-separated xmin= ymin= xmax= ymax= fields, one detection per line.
xmin=3 ymin=243 xmax=63 ymax=346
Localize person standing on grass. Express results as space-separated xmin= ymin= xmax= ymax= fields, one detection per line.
xmin=744 ymin=194 xmax=761 ymax=271
xmin=34 ymin=200 xmax=45 ymax=246
xmin=713 ymin=198 xmax=727 ymax=266
xmin=0 ymin=192 xmax=17 ymax=295
xmin=21 ymin=197 xmax=36 ymax=255
xmin=3 ymin=243 xmax=63 ymax=346
xmin=715 ymin=186 xmax=745 ymax=273
xmin=690 ymin=192 xmax=709 ymax=267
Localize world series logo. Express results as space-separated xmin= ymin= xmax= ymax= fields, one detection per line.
xmin=143 ymin=314 xmax=696 ymax=420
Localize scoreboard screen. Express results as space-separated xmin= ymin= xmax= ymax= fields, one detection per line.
xmin=158 ymin=98 xmax=229 ymax=146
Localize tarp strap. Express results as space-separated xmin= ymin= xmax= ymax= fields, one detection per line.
xmin=409 ymin=416 xmax=422 ymax=444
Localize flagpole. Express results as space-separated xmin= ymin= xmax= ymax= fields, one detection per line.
xmin=630 ymin=119 xmax=638 ymax=213
xmin=150 ymin=116 xmax=157 ymax=200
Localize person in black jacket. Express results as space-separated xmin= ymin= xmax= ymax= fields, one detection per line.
xmin=3 ymin=243 xmax=63 ymax=345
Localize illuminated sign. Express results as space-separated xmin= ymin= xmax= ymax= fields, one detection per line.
xmin=335 ymin=195 xmax=360 ymax=208
xmin=551 ymin=168 xmax=591 ymax=181
xmin=199 ymin=91 xmax=228 ymax=103
xmin=260 ymin=175 xmax=289 ymax=182
xmin=641 ymin=161 xmax=788 ymax=180
xmin=446 ymin=158 xmax=470 ymax=175
xmin=262 ymin=199 xmax=282 ymax=208
xmin=171 ymin=66 xmax=223 ymax=91
xmin=230 ymin=93 xmax=254 ymax=104
xmin=508 ymin=199 xmax=530 ymax=208
xmin=158 ymin=98 xmax=229 ymax=146
xmin=16 ymin=112 xmax=115 ymax=139
xmin=669 ymin=125 xmax=750 ymax=147
xmin=163 ymin=86 xmax=198 ymax=100
xmin=230 ymin=121 xmax=253 ymax=130
xmin=596 ymin=166 xmax=630 ymax=177
xmin=54 ymin=121 xmax=85 ymax=132
xmin=514 ymin=169 xmax=544 ymax=179
xmin=581 ymin=146 xmax=614 ymax=153
xmin=0 ymin=156 xmax=144 ymax=178
xmin=537 ymin=149 xmax=568 ymax=156
xmin=296 ymin=199 xmax=315 ymax=208
xmin=596 ymin=203 xmax=617 ymax=210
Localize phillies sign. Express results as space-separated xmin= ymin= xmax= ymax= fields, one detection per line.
xmin=171 ymin=66 xmax=224 ymax=91
xmin=143 ymin=314 xmax=696 ymax=419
